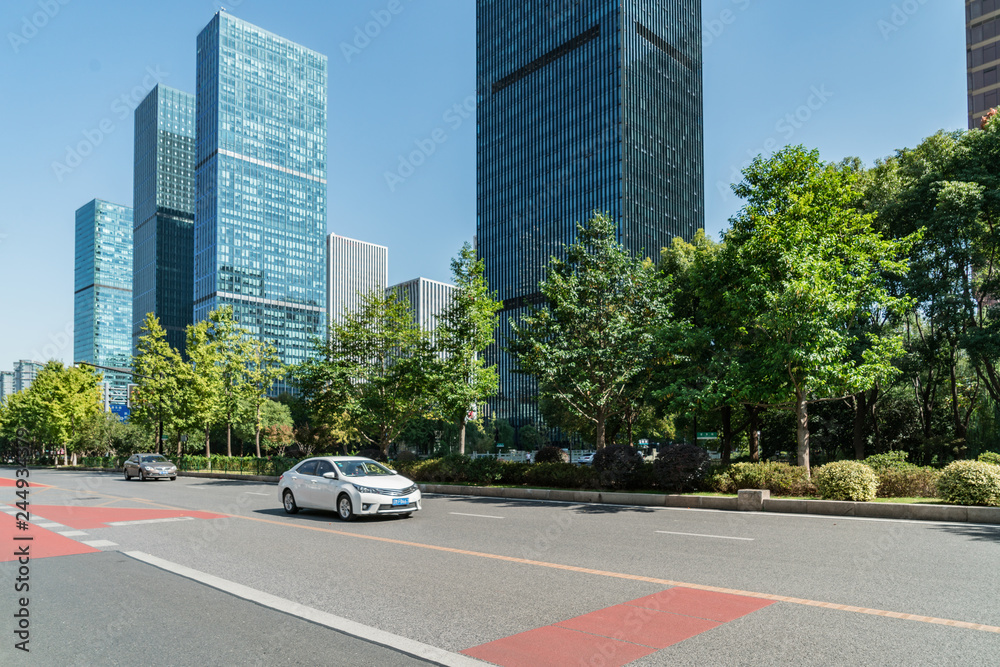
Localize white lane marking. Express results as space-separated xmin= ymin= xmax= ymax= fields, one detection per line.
xmin=107 ymin=517 xmax=195 ymax=527
xmin=656 ymin=530 xmax=754 ymax=541
xmin=449 ymin=512 xmax=505 ymax=519
xmin=244 ymin=492 xmax=270 ymax=496
xmin=57 ymin=530 xmax=88 ymax=537
xmin=82 ymin=540 xmax=118 ymax=547
xmin=124 ymin=551 xmax=486 ymax=667
xmin=36 ymin=523 xmax=65 ymax=529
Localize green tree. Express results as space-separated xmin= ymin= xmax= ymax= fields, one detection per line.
xmin=133 ymin=313 xmax=185 ymax=453
xmin=206 ymin=307 xmax=253 ymax=456
xmin=181 ymin=319 xmax=224 ymax=458
xmin=508 ymin=212 xmax=675 ymax=449
xmin=243 ymin=338 xmax=285 ymax=457
xmin=17 ymin=362 xmax=103 ymax=463
xmin=433 ymin=243 xmax=502 ymax=454
xmin=717 ymin=146 xmax=914 ymax=473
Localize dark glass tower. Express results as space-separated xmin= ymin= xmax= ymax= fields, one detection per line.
xmin=477 ymin=0 xmax=704 ymax=428
xmin=133 ymin=85 xmax=196 ymax=355
xmin=195 ymin=13 xmax=328 ymax=394
xmin=967 ymin=0 xmax=1000 ymax=128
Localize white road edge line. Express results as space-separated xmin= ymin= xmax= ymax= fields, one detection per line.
xmin=244 ymin=492 xmax=271 ymax=496
xmin=449 ymin=512 xmax=504 ymax=519
xmin=56 ymin=530 xmax=88 ymax=537
xmin=123 ymin=551 xmax=486 ymax=667
xmin=107 ymin=517 xmax=195 ymax=527
xmin=656 ymin=530 xmax=754 ymax=541
xmin=82 ymin=540 xmax=117 ymax=547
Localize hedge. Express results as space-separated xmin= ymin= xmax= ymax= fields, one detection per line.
xmin=813 ymin=461 xmax=879 ymax=501
xmin=937 ymin=460 xmax=1000 ymax=506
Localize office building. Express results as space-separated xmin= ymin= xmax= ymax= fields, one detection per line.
xmin=74 ymin=199 xmax=133 ymax=392
xmin=12 ymin=360 xmax=43 ymax=393
xmin=387 ymin=277 xmax=455 ymax=344
xmin=477 ymin=0 xmax=704 ymax=425
xmin=326 ymin=233 xmax=388 ymax=325
xmin=133 ymin=85 xmax=196 ymax=355
xmin=0 ymin=371 xmax=14 ymax=401
xmin=968 ymin=0 xmax=1000 ymax=128
xmin=195 ymin=12 xmax=328 ymax=393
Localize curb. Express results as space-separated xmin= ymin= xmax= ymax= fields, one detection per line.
xmin=53 ymin=466 xmax=279 ymax=483
xmin=417 ymin=484 xmax=1000 ymax=525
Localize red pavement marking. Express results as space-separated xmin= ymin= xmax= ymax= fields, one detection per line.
xmin=0 ymin=514 xmax=98 ymax=561
xmin=0 ymin=477 xmax=50 ymax=488
xmin=462 ymin=625 xmax=656 ymax=667
xmin=26 ymin=505 xmax=226 ymax=530
xmin=556 ymin=604 xmax=720 ymax=649
xmin=626 ymin=586 xmax=775 ymax=622
xmin=462 ymin=587 xmax=776 ymax=666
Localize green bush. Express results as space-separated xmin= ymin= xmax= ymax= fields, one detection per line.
xmin=524 ymin=462 xmax=595 ymax=489
xmin=467 ymin=456 xmax=506 ymax=485
xmin=814 ymin=461 xmax=879 ymax=501
xmin=534 ymin=445 xmax=567 ymax=463
xmin=874 ymin=466 xmax=940 ymax=498
xmin=937 ymin=460 xmax=1000 ymax=506
xmin=862 ymin=451 xmax=913 ymax=472
xmin=978 ymin=452 xmax=1000 ymax=467
xmin=593 ymin=445 xmax=644 ymax=490
xmin=653 ymin=443 xmax=709 ymax=492
xmin=710 ymin=462 xmax=815 ymax=496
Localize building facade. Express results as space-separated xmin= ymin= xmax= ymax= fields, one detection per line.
xmin=195 ymin=12 xmax=328 ymax=393
xmin=133 ymin=85 xmax=196 ymax=355
xmin=968 ymin=0 xmax=1000 ymax=128
xmin=74 ymin=199 xmax=133 ymax=392
xmin=326 ymin=233 xmax=388 ymax=326
xmin=13 ymin=361 xmax=42 ymax=394
xmin=387 ymin=277 xmax=455 ymax=344
xmin=1 ymin=370 xmax=15 ymax=401
xmin=476 ymin=0 xmax=704 ymax=426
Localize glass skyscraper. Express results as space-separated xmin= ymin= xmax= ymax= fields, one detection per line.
xmin=74 ymin=199 xmax=134 ymax=392
xmin=195 ymin=12 xmax=328 ymax=393
xmin=326 ymin=233 xmax=387 ymax=325
xmin=133 ymin=84 xmax=196 ymax=355
xmin=477 ymin=0 xmax=704 ymax=427
xmin=967 ymin=0 xmax=1000 ymax=128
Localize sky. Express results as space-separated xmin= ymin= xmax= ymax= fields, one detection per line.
xmin=0 ymin=0 xmax=968 ymax=371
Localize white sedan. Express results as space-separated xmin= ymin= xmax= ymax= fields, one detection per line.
xmin=278 ymin=456 xmax=421 ymax=521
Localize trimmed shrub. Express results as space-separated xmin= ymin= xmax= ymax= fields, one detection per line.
xmin=862 ymin=451 xmax=913 ymax=472
xmin=710 ymin=462 xmax=815 ymax=496
xmin=653 ymin=443 xmax=709 ymax=493
xmin=814 ymin=461 xmax=879 ymax=501
xmin=593 ymin=444 xmax=644 ymax=489
xmin=937 ymin=460 xmax=1000 ymax=506
xmin=467 ymin=456 xmax=506 ymax=485
xmin=535 ymin=445 xmax=568 ymax=463
xmin=524 ymin=462 xmax=595 ymax=489
xmin=874 ymin=466 xmax=940 ymax=498
xmin=978 ymin=452 xmax=1000 ymax=467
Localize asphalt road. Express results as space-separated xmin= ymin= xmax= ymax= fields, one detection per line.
xmin=1 ymin=468 xmax=999 ymax=666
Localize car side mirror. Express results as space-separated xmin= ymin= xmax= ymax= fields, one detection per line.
xmin=322 ymin=472 xmax=338 ymax=480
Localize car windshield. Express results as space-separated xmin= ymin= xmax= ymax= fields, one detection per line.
xmin=142 ymin=455 xmax=168 ymax=463
xmin=335 ymin=460 xmax=394 ymax=477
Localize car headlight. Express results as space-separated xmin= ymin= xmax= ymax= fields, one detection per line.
xmin=352 ymin=484 xmax=381 ymax=495
xmin=142 ymin=465 xmax=153 ymax=471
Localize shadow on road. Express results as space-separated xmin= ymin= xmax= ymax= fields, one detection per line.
xmin=432 ymin=494 xmax=656 ymax=514
xmin=933 ymin=524 xmax=1000 ymax=543
xmin=180 ymin=478 xmax=275 ymax=488
xmin=250 ymin=507 xmax=410 ymax=525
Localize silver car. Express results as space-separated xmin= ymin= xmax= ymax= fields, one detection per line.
xmin=278 ymin=456 xmax=421 ymax=521
xmin=124 ymin=454 xmax=177 ymax=481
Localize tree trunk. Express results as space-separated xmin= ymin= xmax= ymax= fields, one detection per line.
xmin=176 ymin=436 xmax=182 ymax=458
xmin=720 ymin=405 xmax=733 ymax=465
xmin=457 ymin=415 xmax=467 ymax=455
xmin=158 ymin=418 xmax=163 ymax=455
xmin=852 ymin=391 xmax=869 ymax=460
xmin=226 ymin=420 xmax=232 ymax=457
xmin=795 ymin=391 xmax=811 ymax=475
xmin=748 ymin=409 xmax=760 ymax=462
xmin=255 ymin=403 xmax=262 ymax=458
xmin=205 ymin=423 xmax=211 ymax=459
xmin=594 ymin=410 xmax=607 ymax=450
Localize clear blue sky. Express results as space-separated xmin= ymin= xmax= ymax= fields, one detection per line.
xmin=0 ymin=0 xmax=967 ymax=371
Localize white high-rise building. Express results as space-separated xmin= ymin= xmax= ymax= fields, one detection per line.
xmin=326 ymin=233 xmax=388 ymax=326
xmin=0 ymin=371 xmax=14 ymax=402
xmin=387 ymin=277 xmax=456 ymax=344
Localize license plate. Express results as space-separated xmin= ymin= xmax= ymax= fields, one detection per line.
xmin=392 ymin=498 xmax=409 ymax=506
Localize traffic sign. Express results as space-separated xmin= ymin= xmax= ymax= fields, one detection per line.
xmin=696 ymin=432 xmax=719 ymax=439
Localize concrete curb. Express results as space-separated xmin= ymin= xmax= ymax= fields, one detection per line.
xmin=417 ymin=484 xmax=1000 ymax=525
xmin=53 ymin=466 xmax=280 ymax=483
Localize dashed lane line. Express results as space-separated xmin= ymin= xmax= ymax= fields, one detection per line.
xmin=655 ymin=531 xmax=754 ymax=541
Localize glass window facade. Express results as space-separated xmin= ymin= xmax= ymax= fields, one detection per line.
xmin=477 ymin=0 xmax=704 ymax=428
xmin=133 ymin=85 xmax=196 ymax=355
xmin=387 ymin=277 xmax=456 ymax=349
xmin=327 ymin=234 xmax=388 ymax=325
xmin=74 ymin=199 xmax=134 ymax=391
xmin=195 ymin=12 xmax=328 ymax=394
xmin=968 ymin=0 xmax=1000 ymax=128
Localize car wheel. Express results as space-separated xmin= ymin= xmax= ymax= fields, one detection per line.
xmin=282 ymin=490 xmax=299 ymax=514
xmin=337 ymin=494 xmax=355 ymax=522
xmin=124 ymin=469 xmax=131 ymax=481
xmin=139 ymin=470 xmax=146 ymax=481
xmin=170 ymin=476 xmax=176 ymax=481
